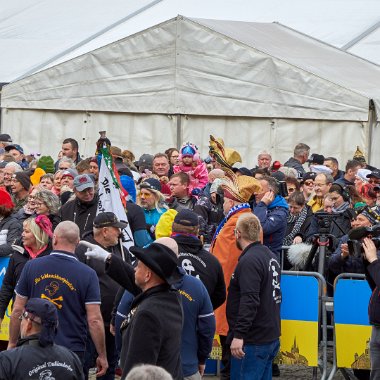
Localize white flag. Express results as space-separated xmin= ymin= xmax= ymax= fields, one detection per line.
xmin=97 ymin=154 xmax=134 ymax=250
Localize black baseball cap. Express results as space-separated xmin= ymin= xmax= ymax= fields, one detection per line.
xmin=173 ymin=209 xmax=199 ymax=227
xmin=307 ymin=154 xmax=325 ymax=165
xmin=93 ymin=212 xmax=128 ymax=229
xmin=367 ymin=169 xmax=380 ymax=180
xmin=0 ymin=134 xmax=12 ymax=143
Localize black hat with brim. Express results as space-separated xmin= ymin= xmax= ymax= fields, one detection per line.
xmin=130 ymin=243 xmax=181 ymax=285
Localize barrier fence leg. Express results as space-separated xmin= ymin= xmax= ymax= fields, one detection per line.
xmin=320 ymin=296 xmax=329 ymax=380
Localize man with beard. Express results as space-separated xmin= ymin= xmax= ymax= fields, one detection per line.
xmin=227 ymin=213 xmax=281 ymax=380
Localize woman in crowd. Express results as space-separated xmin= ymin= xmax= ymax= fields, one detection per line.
xmin=39 ymin=173 xmax=55 ymax=191
xmin=33 ymin=189 xmax=61 ymax=230
xmin=52 ymin=170 xmax=63 ymax=195
xmin=0 ymin=215 xmax=53 ymax=328
xmin=300 ymin=172 xmax=316 ymax=202
xmin=14 ymin=186 xmax=40 ymax=223
xmin=165 ymin=147 xmax=179 ymax=177
xmin=328 ymin=184 xmax=354 ymax=240
xmin=283 ymin=191 xmax=314 ymax=247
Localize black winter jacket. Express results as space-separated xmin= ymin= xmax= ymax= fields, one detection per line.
xmin=173 ymin=234 xmax=226 ymax=309
xmin=0 ymin=335 xmax=84 ymax=379
xmin=120 ymin=284 xmax=183 ymax=380
xmin=75 ymin=232 xmax=130 ymax=325
xmin=365 ymin=257 xmax=380 ymax=326
xmin=59 ymin=194 xmax=98 ymax=238
xmin=0 ymin=215 xmax=22 ymax=257
xmin=0 ymin=242 xmax=52 ymax=319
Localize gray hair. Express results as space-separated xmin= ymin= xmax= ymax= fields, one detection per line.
xmin=257 ymin=151 xmax=272 ymax=159
xmin=58 ymin=156 xmax=75 ymax=169
xmin=34 ymin=189 xmax=60 ymax=215
xmin=316 ymin=173 xmax=334 ymax=184
xmin=5 ymin=162 xmax=23 ymax=172
xmin=125 ymin=365 xmax=173 ymax=380
xmin=294 ymin=143 xmax=310 ymax=158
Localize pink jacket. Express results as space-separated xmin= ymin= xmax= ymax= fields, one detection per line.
xmin=173 ymin=161 xmax=209 ymax=193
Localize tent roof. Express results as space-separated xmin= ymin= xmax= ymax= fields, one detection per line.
xmin=0 ymin=0 xmax=380 ymax=83
xmin=2 ymin=16 xmax=380 ymax=121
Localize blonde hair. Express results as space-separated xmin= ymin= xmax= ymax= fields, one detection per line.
xmin=236 ymin=213 xmax=261 ymax=242
xmin=24 ymin=217 xmax=50 ymax=250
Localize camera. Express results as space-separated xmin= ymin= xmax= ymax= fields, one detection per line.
xmin=277 ymin=181 xmax=288 ymax=198
xmin=315 ymin=212 xmax=339 ymax=235
xmin=347 ymin=225 xmax=380 ymax=257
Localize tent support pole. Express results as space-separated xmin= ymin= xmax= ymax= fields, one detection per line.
xmin=367 ymin=100 xmax=375 ymax=164
xmin=176 ymin=114 xmax=182 ymax=149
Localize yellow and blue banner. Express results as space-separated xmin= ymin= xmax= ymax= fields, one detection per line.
xmin=0 ymin=257 xmax=10 ymax=341
xmin=278 ymin=274 xmax=319 ymax=366
xmin=334 ymin=279 xmax=371 ymax=369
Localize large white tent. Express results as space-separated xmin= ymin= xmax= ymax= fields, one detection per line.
xmin=1 ymin=0 xmax=380 ymax=84
xmin=2 ymin=16 xmax=380 ymax=167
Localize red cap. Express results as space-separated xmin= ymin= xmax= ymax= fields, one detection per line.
xmin=0 ymin=188 xmax=14 ymax=209
xmin=272 ymin=161 xmax=282 ymax=170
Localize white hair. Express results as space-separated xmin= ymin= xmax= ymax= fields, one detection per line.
xmin=5 ymin=162 xmax=23 ymax=172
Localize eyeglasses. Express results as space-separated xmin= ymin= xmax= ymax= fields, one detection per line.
xmin=19 ymin=311 xmax=41 ymax=324
xmin=304 ymin=181 xmax=314 ymax=186
xmin=34 ymin=201 xmax=44 ymax=206
xmin=140 ymin=192 xmax=153 ymax=198
xmin=287 ymin=187 xmax=296 ymax=193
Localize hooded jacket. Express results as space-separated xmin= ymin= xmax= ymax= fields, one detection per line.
xmin=253 ymin=195 xmax=289 ymax=258
xmin=173 ymin=234 xmax=226 ymax=309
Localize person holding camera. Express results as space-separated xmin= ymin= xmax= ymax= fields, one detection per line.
xmin=328 ymin=208 xmax=380 ymax=277
xmin=363 ymin=236 xmax=380 ymax=379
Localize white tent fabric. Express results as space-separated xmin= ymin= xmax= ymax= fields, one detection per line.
xmin=1 ymin=16 xmax=379 ymax=168
xmin=2 ymin=17 xmax=380 ymax=120
xmin=0 ymin=0 xmax=380 ymax=84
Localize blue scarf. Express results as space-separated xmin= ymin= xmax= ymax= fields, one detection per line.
xmin=212 ymin=203 xmax=250 ymax=244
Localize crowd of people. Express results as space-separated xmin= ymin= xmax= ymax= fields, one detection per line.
xmin=0 ymin=131 xmax=379 ymax=379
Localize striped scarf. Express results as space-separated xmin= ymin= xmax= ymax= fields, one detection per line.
xmin=283 ymin=206 xmax=308 ymax=246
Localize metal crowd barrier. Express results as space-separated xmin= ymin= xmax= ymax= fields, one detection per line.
xmin=327 ymin=273 xmax=371 ymax=380
xmin=280 ymin=271 xmax=329 ymax=380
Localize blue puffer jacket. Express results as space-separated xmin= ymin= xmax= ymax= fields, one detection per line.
xmin=253 ymin=195 xmax=289 ymax=258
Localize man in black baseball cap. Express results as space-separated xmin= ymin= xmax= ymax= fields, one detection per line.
xmin=74 ymin=211 xmax=130 ymax=379
xmin=367 ymin=169 xmax=380 ymax=185
xmin=0 ymin=298 xmax=84 ymax=379
xmin=79 ymin=239 xmax=183 ymax=379
xmin=93 ymin=212 xmax=128 ymax=229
